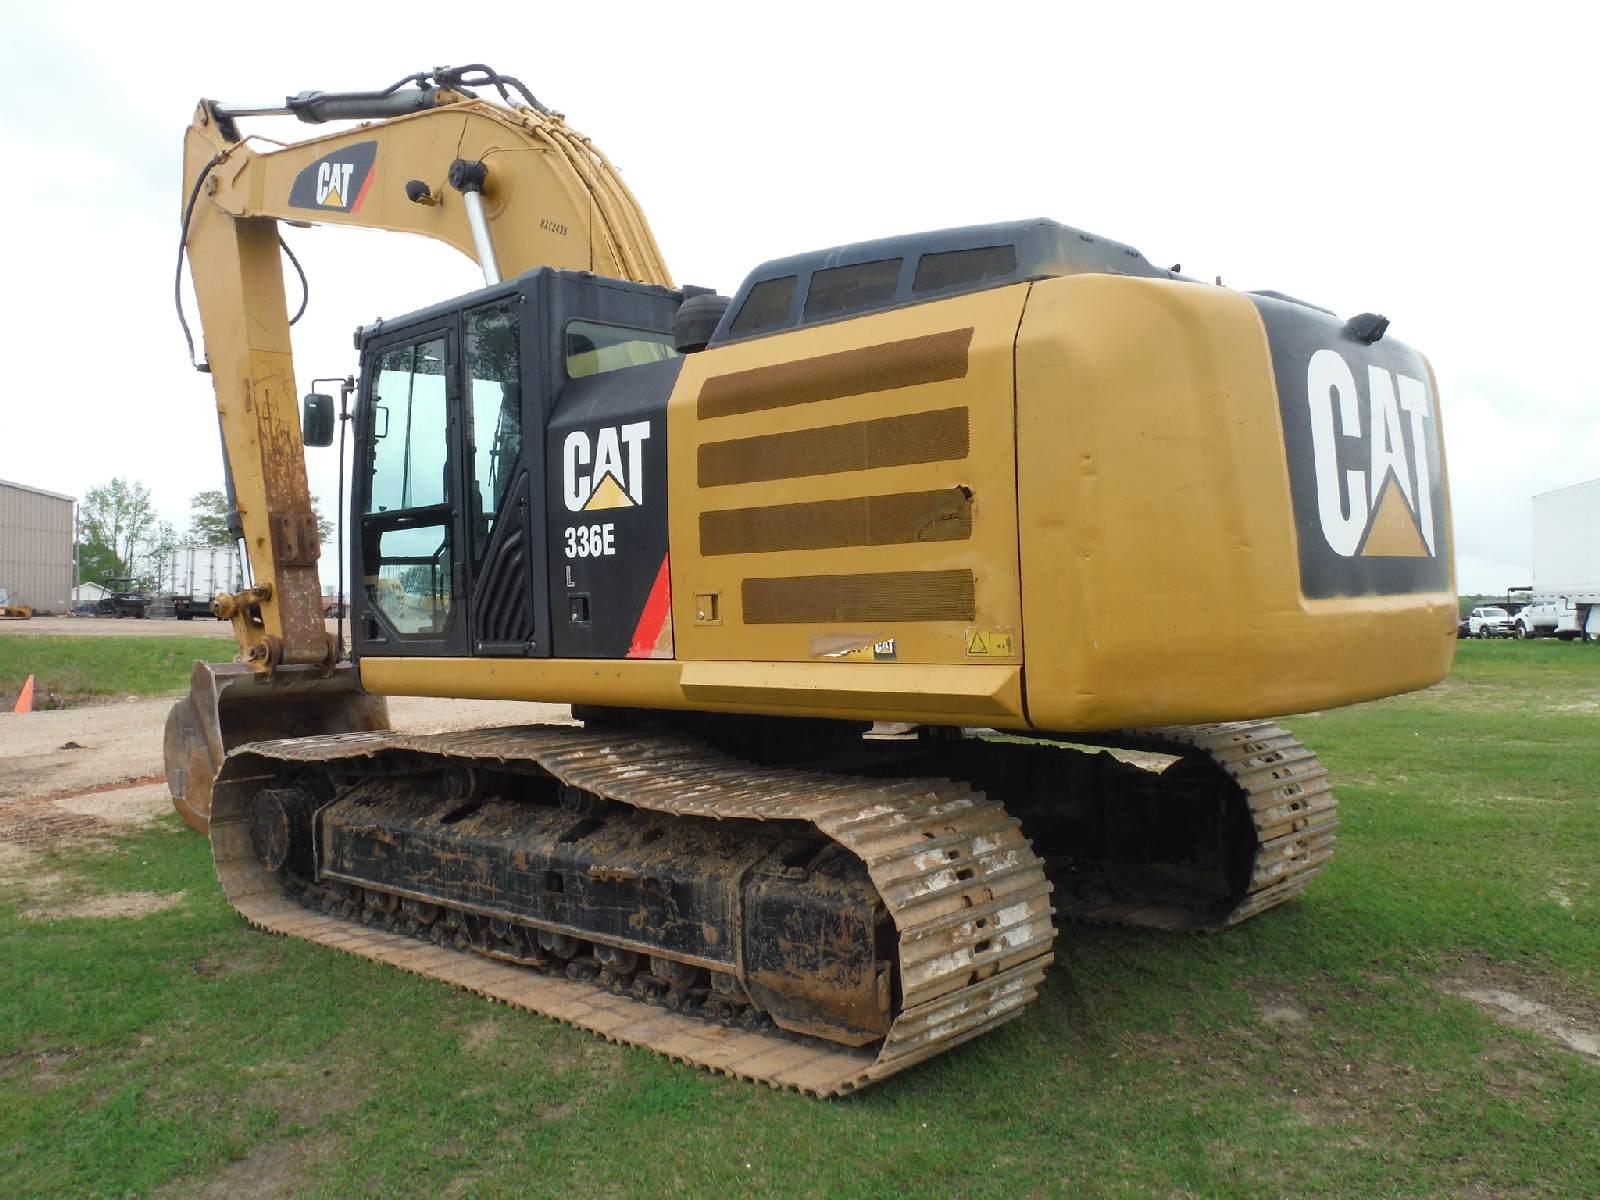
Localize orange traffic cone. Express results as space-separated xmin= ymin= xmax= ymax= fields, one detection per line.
xmin=13 ymin=675 xmax=34 ymax=714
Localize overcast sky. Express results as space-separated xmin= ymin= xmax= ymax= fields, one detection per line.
xmin=4 ymin=2 xmax=1595 ymax=595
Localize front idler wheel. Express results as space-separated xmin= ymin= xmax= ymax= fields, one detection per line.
xmin=249 ymin=785 xmax=317 ymax=876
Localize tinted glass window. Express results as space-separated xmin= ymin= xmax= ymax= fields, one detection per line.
xmin=804 ymin=259 xmax=903 ymax=320
xmin=913 ymin=245 xmax=1018 ymax=293
xmin=367 ymin=337 xmax=448 ymax=513
xmin=728 ymin=275 xmax=798 ymax=336
xmin=367 ymin=523 xmax=451 ymax=635
xmin=565 ymin=320 xmax=676 ymax=379
xmin=466 ymin=300 xmax=521 ymax=564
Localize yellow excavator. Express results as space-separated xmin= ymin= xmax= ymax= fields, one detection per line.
xmin=0 ymin=589 xmax=33 ymax=620
xmin=167 ymin=65 xmax=1456 ymax=1095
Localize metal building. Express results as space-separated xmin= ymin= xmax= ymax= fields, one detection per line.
xmin=0 ymin=478 xmax=75 ymax=614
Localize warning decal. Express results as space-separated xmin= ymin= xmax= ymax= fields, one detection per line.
xmin=964 ymin=629 xmax=1015 ymax=657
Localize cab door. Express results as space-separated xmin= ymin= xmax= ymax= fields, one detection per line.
xmin=460 ymin=293 xmax=549 ymax=656
xmin=353 ymin=324 xmax=471 ymax=659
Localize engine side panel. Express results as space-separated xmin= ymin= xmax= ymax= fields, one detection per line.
xmin=665 ymin=285 xmax=1029 ymax=674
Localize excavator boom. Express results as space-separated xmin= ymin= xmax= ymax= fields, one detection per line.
xmin=180 ymin=70 xmax=669 ymax=667
xmin=167 ymin=69 xmax=671 ymax=827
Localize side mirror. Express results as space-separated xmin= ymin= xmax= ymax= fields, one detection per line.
xmin=302 ymin=393 xmax=335 ymax=447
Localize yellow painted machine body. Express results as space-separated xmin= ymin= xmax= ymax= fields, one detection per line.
xmin=359 ymin=273 xmax=1456 ymax=733
xmin=177 ymin=71 xmax=1451 ymax=739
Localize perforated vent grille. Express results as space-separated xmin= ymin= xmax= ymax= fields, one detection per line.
xmin=698 ymin=407 xmax=969 ymax=488
xmin=697 ymin=328 xmax=973 ymax=419
xmin=742 ymin=570 xmax=975 ymax=624
xmin=701 ymin=488 xmax=973 ymax=557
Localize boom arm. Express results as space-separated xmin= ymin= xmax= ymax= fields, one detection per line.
xmin=180 ymin=73 xmax=671 ymax=668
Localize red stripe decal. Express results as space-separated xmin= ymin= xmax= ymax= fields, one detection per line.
xmin=627 ymin=554 xmax=673 ymax=658
xmin=351 ymin=166 xmax=376 ymax=214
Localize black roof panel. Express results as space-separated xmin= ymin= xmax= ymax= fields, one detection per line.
xmin=707 ymin=218 xmax=1174 ymax=346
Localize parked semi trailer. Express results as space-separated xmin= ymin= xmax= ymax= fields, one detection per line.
xmin=1514 ymin=478 xmax=1600 ymax=641
xmin=158 ymin=544 xmax=241 ymax=620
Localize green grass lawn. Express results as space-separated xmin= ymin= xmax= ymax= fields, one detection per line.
xmin=0 ymin=635 xmax=234 ymax=707
xmin=2 ymin=641 xmax=1597 ymax=1197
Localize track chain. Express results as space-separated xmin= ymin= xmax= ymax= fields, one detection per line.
xmin=209 ymin=725 xmax=1055 ymax=1096
xmin=1057 ymin=720 xmax=1338 ymax=930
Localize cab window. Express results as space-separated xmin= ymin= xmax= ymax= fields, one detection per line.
xmin=367 ymin=338 xmax=448 ymax=513
xmin=466 ymin=300 xmax=522 ymax=563
xmin=565 ymin=320 xmax=676 ymax=379
xmin=804 ymin=258 xmax=902 ymax=320
xmin=912 ymin=244 xmax=1017 ymax=293
xmin=728 ymin=276 xmax=797 ymax=337
xmin=363 ymin=334 xmax=454 ymax=638
xmin=367 ymin=524 xmax=451 ymax=635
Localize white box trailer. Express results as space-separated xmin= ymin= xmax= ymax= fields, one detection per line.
xmin=158 ymin=544 xmax=242 ymax=619
xmin=1521 ymin=478 xmax=1600 ymax=640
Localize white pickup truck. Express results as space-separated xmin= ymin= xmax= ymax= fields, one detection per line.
xmin=1467 ymin=606 xmax=1513 ymax=638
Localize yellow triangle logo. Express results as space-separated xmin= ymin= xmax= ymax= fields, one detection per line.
xmin=323 ymin=183 xmax=344 ymax=208
xmin=1360 ymin=473 xmax=1429 ymax=558
xmin=583 ymin=473 xmax=634 ymax=511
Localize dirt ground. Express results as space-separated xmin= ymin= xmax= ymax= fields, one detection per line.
xmin=0 ymin=615 xmax=339 ymax=639
xmin=0 ymin=694 xmax=572 ymax=811
xmin=0 ymin=689 xmax=573 ymax=945
xmin=0 ymin=611 xmax=571 ymax=849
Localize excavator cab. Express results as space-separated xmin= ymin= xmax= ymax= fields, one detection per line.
xmin=349 ymin=268 xmax=682 ymax=665
xmin=165 ymin=268 xmax=688 ymax=833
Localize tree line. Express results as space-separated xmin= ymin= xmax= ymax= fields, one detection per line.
xmin=77 ymin=479 xmax=331 ymax=591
